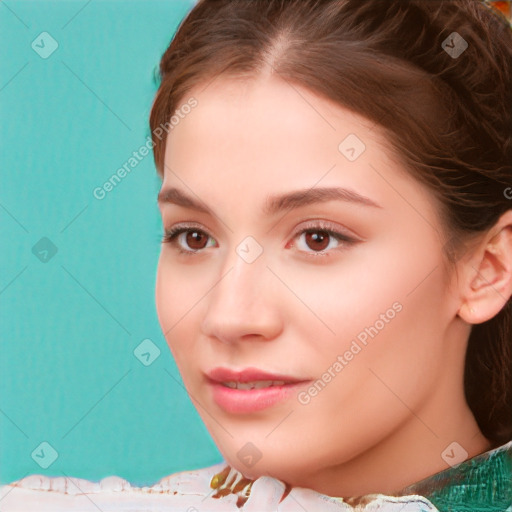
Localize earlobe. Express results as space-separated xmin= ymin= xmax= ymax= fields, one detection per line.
xmin=458 ymin=302 xmax=482 ymax=324
xmin=457 ymin=211 xmax=512 ymax=325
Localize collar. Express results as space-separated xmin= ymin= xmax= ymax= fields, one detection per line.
xmin=209 ymin=440 xmax=512 ymax=510
xmin=396 ymin=440 xmax=512 ymax=510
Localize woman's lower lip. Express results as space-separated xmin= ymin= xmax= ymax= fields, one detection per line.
xmin=208 ymin=380 xmax=309 ymax=413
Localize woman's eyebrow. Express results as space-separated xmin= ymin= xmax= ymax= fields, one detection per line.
xmin=157 ymin=186 xmax=382 ymax=216
xmin=263 ymin=186 xmax=382 ymax=214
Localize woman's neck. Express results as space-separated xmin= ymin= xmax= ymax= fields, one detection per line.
xmin=278 ymin=380 xmax=492 ymax=498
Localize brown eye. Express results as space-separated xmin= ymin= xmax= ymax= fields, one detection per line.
xmin=292 ymin=221 xmax=357 ymax=258
xmin=304 ymin=231 xmax=331 ymax=252
xmin=161 ymin=226 xmax=216 ymax=254
xmin=185 ymin=230 xmax=209 ymax=250
xmin=162 ymin=221 xmax=357 ymax=258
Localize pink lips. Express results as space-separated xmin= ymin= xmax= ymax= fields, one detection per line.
xmin=206 ymin=366 xmax=306 ymax=384
xmin=205 ymin=366 xmax=311 ymax=414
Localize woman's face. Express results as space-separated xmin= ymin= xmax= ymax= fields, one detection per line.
xmin=155 ymin=75 xmax=464 ymax=491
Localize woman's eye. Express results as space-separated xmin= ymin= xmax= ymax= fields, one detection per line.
xmin=292 ymin=227 xmax=355 ymax=257
xmin=161 ymin=221 xmax=357 ymax=257
xmin=161 ymin=227 xmax=216 ymax=254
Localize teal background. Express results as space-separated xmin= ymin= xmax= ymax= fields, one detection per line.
xmin=0 ymin=0 xmax=223 ymax=487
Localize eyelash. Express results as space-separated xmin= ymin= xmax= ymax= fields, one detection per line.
xmin=161 ymin=221 xmax=357 ymax=259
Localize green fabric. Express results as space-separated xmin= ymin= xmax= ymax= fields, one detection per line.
xmin=398 ymin=440 xmax=512 ymax=511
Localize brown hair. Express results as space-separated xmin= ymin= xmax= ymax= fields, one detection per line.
xmin=149 ymin=0 xmax=512 ymax=445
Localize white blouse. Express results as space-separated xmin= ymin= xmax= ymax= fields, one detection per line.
xmin=0 ymin=460 xmax=440 ymax=511
xmin=0 ymin=460 xmax=457 ymax=511
xmin=3 ymin=440 xmax=512 ymax=510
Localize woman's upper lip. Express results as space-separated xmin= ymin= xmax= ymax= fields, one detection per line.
xmin=206 ymin=366 xmax=309 ymax=383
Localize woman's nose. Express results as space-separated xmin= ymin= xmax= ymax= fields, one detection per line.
xmin=200 ymin=247 xmax=283 ymax=345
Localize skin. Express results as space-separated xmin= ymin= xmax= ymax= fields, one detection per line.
xmin=155 ymin=74 xmax=512 ymax=498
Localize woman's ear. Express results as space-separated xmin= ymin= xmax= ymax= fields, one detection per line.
xmin=457 ymin=210 xmax=512 ymax=324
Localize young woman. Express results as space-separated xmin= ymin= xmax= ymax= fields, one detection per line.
xmin=2 ymin=0 xmax=511 ymax=510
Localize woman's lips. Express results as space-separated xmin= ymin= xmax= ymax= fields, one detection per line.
xmin=206 ymin=366 xmax=307 ymax=384
xmin=205 ymin=367 xmax=311 ymax=413
xmin=207 ymin=380 xmax=311 ymax=413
